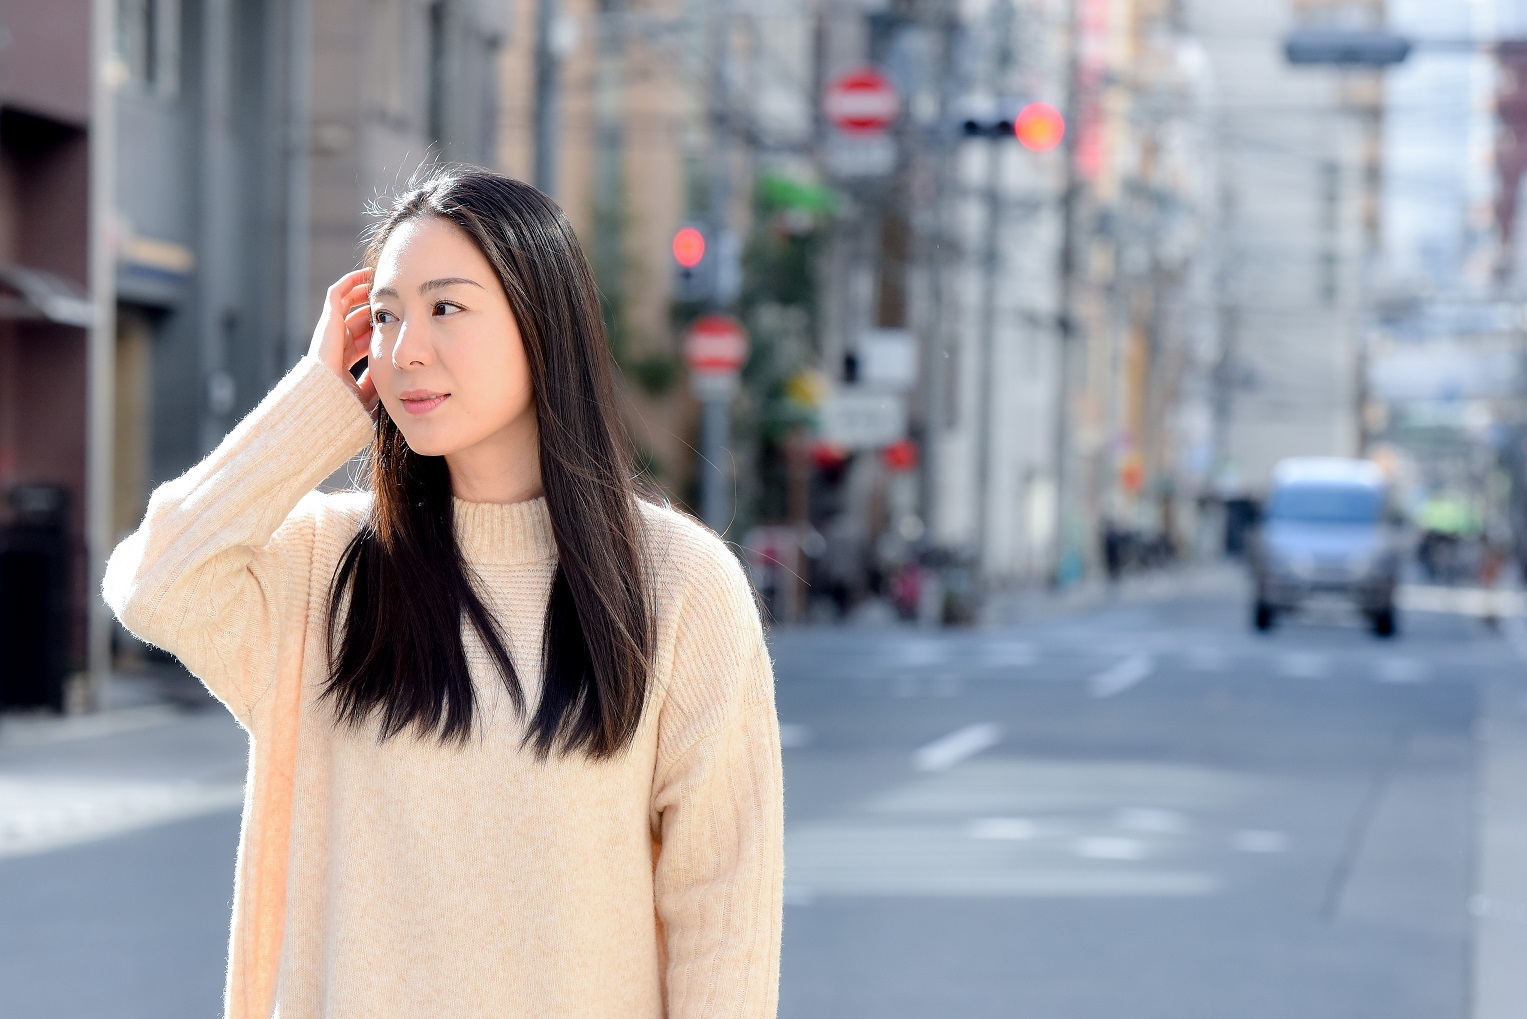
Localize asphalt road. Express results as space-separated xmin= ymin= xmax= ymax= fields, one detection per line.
xmin=0 ymin=579 xmax=1511 ymax=1018
xmin=776 ymin=588 xmax=1491 ymax=1018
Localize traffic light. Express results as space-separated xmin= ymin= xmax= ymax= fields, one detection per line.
xmin=1284 ymin=28 xmax=1412 ymax=67
xmin=961 ymin=102 xmax=1066 ymax=150
xmin=961 ymin=110 xmax=1017 ymax=138
xmin=671 ymin=223 xmax=712 ymax=302
xmin=1014 ymin=102 xmax=1065 ymax=152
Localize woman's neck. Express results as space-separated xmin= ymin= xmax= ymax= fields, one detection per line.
xmin=445 ymin=415 xmax=544 ymax=504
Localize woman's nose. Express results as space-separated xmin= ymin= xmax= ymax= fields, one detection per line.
xmin=391 ymin=322 xmax=433 ymax=368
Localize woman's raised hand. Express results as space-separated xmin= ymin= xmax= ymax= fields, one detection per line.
xmin=308 ymin=267 xmax=379 ymax=416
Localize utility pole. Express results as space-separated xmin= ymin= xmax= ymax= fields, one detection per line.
xmin=592 ymin=0 xmax=626 ymax=322
xmin=916 ymin=0 xmax=960 ymax=544
xmin=284 ymin=0 xmax=312 ymax=370
xmin=86 ymin=0 xmax=119 ymax=711
xmin=697 ymin=0 xmax=738 ymax=534
xmin=1052 ymin=0 xmax=1084 ymax=586
xmin=533 ymin=0 xmax=563 ymax=196
xmin=973 ymin=0 xmax=1015 ymax=584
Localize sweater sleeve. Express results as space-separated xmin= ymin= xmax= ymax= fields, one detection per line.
xmin=102 ymin=356 xmax=375 ymax=730
xmin=651 ymin=537 xmax=785 ymax=1019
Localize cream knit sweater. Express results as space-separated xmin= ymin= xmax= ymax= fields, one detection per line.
xmin=102 ymin=356 xmax=784 ymax=1019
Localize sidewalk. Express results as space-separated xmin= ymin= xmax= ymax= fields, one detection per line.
xmin=982 ymin=559 xmax=1246 ymax=627
xmin=0 ymin=666 xmax=212 ymax=749
xmin=1471 ymin=619 xmax=1527 ymax=1019
xmin=0 ymin=667 xmax=242 ymax=861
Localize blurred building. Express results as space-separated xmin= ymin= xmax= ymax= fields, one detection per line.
xmin=0 ymin=1 xmax=95 ymax=687
xmin=111 ymin=0 xmax=506 ymax=508
xmin=1187 ymin=0 xmax=1381 ymax=503
xmin=105 ymin=0 xmax=504 ymax=672
xmin=493 ymin=0 xmax=819 ymax=507
xmin=1063 ymin=0 xmax=1219 ymax=575
xmin=497 ymin=0 xmax=714 ymax=499
xmin=806 ymin=0 xmax=1222 ymax=601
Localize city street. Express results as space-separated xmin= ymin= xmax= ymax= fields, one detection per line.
xmin=0 ymin=576 xmax=1518 ymax=1018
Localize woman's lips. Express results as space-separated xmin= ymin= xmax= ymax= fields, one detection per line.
xmin=399 ymin=393 xmax=449 ymax=415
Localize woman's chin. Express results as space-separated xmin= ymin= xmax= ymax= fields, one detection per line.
xmin=397 ymin=432 xmax=457 ymax=458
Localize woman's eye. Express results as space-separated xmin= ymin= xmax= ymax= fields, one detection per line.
xmin=433 ymin=301 xmax=462 ymax=317
xmin=371 ymin=309 xmax=396 ymax=326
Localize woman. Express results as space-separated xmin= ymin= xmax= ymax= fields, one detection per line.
xmin=103 ymin=165 xmax=783 ymax=1019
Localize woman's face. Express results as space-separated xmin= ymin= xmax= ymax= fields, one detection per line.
xmin=367 ymin=215 xmax=534 ymax=459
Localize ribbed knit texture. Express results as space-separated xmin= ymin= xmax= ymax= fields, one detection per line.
xmin=101 ymin=355 xmax=784 ymax=1019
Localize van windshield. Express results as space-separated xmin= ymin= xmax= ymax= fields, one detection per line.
xmin=1266 ymin=484 xmax=1383 ymax=525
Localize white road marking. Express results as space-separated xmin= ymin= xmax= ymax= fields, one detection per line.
xmin=0 ymin=705 xmax=184 ymax=748
xmin=982 ymin=640 xmax=1040 ymax=667
xmin=897 ymin=638 xmax=949 ymax=667
xmin=783 ymin=885 xmax=816 ymax=906
xmin=1278 ymin=652 xmax=1329 ymax=679
xmin=967 ymin=817 xmax=1041 ymax=840
xmin=1075 ymin=836 xmax=1148 ymax=860
xmin=1115 ymin=807 xmax=1189 ymax=834
xmin=0 ymin=778 xmax=245 ymax=860
xmin=913 ymin=723 xmax=1004 ymax=772
xmin=1231 ymin=829 xmax=1289 ymax=853
xmin=779 ymin=724 xmax=811 ymax=749
xmin=1374 ymin=657 xmax=1426 ymax=684
xmin=1088 ymin=654 xmax=1155 ymax=698
xmin=1184 ymin=647 xmax=1227 ymax=673
xmin=784 ymin=758 xmax=1239 ymax=898
xmin=1399 ymin=584 xmax=1525 ymax=618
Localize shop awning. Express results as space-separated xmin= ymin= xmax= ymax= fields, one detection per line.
xmin=0 ymin=264 xmax=91 ymax=328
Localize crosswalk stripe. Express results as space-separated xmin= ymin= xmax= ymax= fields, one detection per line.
xmin=0 ymin=778 xmax=244 ymax=861
xmin=1088 ymin=654 xmax=1155 ymax=698
xmin=913 ymin=723 xmax=1004 ymax=771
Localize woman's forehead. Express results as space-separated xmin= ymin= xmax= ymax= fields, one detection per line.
xmin=374 ymin=217 xmax=487 ymax=285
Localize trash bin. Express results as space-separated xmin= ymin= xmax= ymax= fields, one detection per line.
xmin=0 ymin=484 xmax=70 ymax=712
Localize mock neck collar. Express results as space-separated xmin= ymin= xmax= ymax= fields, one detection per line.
xmin=450 ymin=494 xmax=557 ymax=565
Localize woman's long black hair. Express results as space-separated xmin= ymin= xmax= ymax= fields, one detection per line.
xmin=321 ymin=165 xmax=654 ymax=759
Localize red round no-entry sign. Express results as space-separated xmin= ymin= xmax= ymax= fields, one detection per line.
xmin=683 ymin=314 xmax=749 ymax=374
xmin=823 ymin=68 xmax=899 ymax=135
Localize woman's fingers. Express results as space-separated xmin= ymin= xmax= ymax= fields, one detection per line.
xmin=355 ymin=366 xmax=380 ymax=417
xmin=344 ymin=302 xmax=372 ymax=345
xmin=309 ymin=269 xmax=374 ymax=380
xmin=329 ymin=267 xmax=372 ymax=302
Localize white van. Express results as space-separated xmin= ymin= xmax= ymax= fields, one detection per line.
xmin=1249 ymin=457 xmax=1405 ymax=636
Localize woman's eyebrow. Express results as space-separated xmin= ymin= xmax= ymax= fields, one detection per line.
xmin=419 ymin=277 xmax=485 ymax=293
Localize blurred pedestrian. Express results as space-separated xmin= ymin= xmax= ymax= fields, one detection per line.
xmin=102 ymin=166 xmax=783 ymax=1019
xmin=1480 ymin=537 xmax=1507 ymax=632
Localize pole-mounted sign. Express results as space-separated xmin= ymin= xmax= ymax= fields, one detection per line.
xmin=684 ymin=313 xmax=749 ymax=395
xmin=685 ymin=313 xmax=749 ymax=532
xmin=823 ymin=68 xmax=900 ymax=134
xmin=823 ymin=68 xmax=899 ymax=179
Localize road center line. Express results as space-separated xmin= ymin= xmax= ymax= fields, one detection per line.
xmin=913 ymin=723 xmax=1004 ymax=772
xmin=1089 ymin=654 xmax=1156 ymax=698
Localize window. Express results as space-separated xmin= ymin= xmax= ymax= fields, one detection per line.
xmin=427 ymin=0 xmax=500 ymax=163
xmin=115 ymin=0 xmax=180 ymax=98
xmin=1266 ymin=484 xmax=1383 ymax=525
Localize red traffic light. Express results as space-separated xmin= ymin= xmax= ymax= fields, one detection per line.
xmin=1015 ymin=102 xmax=1065 ymax=152
xmin=881 ymin=439 xmax=918 ymax=473
xmin=671 ymin=226 xmax=706 ymax=268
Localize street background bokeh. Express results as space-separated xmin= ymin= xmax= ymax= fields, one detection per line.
xmin=4 ymin=0 xmax=1527 ymax=1016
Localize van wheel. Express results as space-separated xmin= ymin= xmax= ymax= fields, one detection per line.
xmin=1371 ymin=607 xmax=1397 ymax=638
xmin=1253 ymin=603 xmax=1276 ymax=632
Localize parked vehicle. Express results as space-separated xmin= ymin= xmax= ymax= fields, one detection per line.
xmin=1249 ymin=458 xmax=1405 ymax=637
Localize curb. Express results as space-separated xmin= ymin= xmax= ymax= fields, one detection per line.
xmin=1471 ymin=622 xmax=1527 ymax=1019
